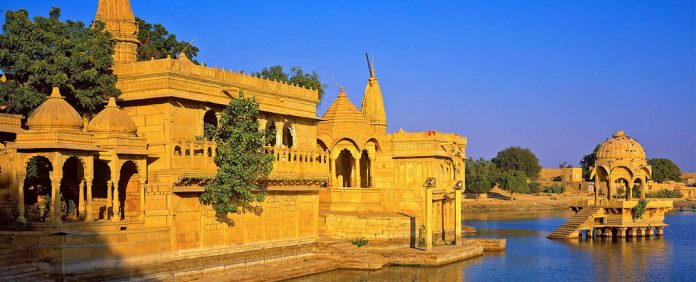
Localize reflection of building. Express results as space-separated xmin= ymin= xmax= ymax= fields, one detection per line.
xmin=0 ymin=0 xmax=466 ymax=277
xmin=549 ymin=130 xmax=672 ymax=239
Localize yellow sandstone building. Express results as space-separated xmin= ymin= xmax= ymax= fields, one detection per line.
xmin=0 ymin=0 xmax=469 ymax=278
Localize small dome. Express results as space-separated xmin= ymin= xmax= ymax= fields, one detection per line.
xmin=87 ymin=97 xmax=137 ymax=135
xmin=26 ymin=87 xmax=84 ymax=131
xmin=596 ymin=130 xmax=646 ymax=160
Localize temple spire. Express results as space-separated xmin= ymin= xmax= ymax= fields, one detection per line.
xmin=95 ymin=0 xmax=140 ymax=64
xmin=360 ymin=53 xmax=387 ymax=134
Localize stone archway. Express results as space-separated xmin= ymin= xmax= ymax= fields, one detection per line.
xmin=203 ymin=110 xmax=218 ymax=141
xmin=282 ymin=123 xmax=294 ymax=148
xmin=118 ymin=161 xmax=140 ymax=220
xmin=22 ymin=156 xmax=53 ymax=222
xmin=61 ymin=156 xmax=84 ymax=221
xmin=360 ymin=150 xmax=371 ymax=188
xmin=93 ymin=160 xmax=111 ymax=220
xmin=336 ymin=149 xmax=354 ymax=187
xmin=265 ymin=121 xmax=276 ymax=146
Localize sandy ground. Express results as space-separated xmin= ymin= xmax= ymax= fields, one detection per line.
xmin=461 ymin=187 xmax=587 ymax=212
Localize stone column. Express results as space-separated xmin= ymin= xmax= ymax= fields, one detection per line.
xmin=656 ymin=227 xmax=664 ymax=236
xmin=50 ymin=178 xmax=61 ymax=226
xmin=16 ymin=176 xmax=26 ymax=223
xmin=628 ymin=180 xmax=634 ymax=201
xmin=107 ymin=180 xmax=113 ymax=219
xmin=78 ymin=179 xmax=86 ymax=217
xmin=617 ymin=228 xmax=625 ymax=238
xmin=425 ymin=188 xmax=433 ymax=251
xmin=369 ymin=157 xmax=376 ymax=188
xmin=139 ymin=179 xmax=146 ymax=220
xmin=258 ymin=118 xmax=267 ymax=132
xmin=644 ymin=227 xmax=653 ymax=237
xmin=355 ymin=155 xmax=361 ymax=188
xmin=189 ymin=142 xmax=195 ymax=165
xmin=594 ymin=178 xmax=599 ymax=205
xmin=275 ymin=121 xmax=285 ymax=147
xmin=85 ymin=178 xmax=93 ymax=221
xmin=454 ymin=188 xmax=462 ymax=245
xmin=627 ymin=228 xmax=636 ymax=237
xmin=112 ymin=178 xmax=120 ymax=222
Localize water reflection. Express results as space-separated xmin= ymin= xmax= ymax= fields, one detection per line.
xmin=289 ymin=210 xmax=695 ymax=282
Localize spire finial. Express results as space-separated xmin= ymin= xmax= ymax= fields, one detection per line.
xmin=106 ymin=96 xmax=118 ymax=108
xmin=339 ymin=86 xmax=346 ymax=97
xmin=49 ymin=87 xmax=63 ymax=99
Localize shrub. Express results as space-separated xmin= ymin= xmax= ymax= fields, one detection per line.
xmin=352 ymin=237 xmax=368 ymax=248
xmin=646 ymin=189 xmax=683 ymax=198
xmin=543 ymin=184 xmax=564 ymax=194
xmin=632 ymin=200 xmax=647 ymax=220
xmin=528 ymin=183 xmax=543 ymax=193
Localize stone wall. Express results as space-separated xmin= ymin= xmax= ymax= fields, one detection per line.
xmin=319 ymin=211 xmax=414 ymax=243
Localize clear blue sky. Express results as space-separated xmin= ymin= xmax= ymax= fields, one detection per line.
xmin=2 ymin=1 xmax=695 ymax=171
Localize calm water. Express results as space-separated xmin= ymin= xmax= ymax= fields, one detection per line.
xmin=290 ymin=210 xmax=696 ymax=282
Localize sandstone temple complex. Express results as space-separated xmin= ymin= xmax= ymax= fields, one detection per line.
xmin=0 ymin=0 xmax=469 ymax=277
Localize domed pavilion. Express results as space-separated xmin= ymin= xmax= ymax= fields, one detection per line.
xmin=590 ymin=130 xmax=651 ymax=200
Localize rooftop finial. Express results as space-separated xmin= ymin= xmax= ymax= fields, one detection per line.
xmin=106 ymin=96 xmax=118 ymax=108
xmin=365 ymin=52 xmax=374 ymax=78
xmin=49 ymin=87 xmax=63 ymax=99
xmin=613 ymin=130 xmax=626 ymax=137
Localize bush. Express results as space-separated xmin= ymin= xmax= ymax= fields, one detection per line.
xmin=543 ymin=184 xmax=565 ymax=194
xmin=646 ymin=189 xmax=683 ymax=198
xmin=352 ymin=237 xmax=368 ymax=248
xmin=529 ymin=183 xmax=543 ymax=193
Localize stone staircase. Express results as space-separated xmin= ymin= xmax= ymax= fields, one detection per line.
xmin=547 ymin=206 xmax=601 ymax=239
xmin=0 ymin=242 xmax=52 ymax=281
xmin=316 ymin=239 xmax=384 ymax=270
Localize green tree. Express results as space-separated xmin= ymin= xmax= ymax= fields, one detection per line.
xmin=465 ymin=158 xmax=499 ymax=198
xmin=254 ymin=65 xmax=327 ymax=106
xmin=648 ymin=158 xmax=682 ymax=183
xmin=579 ymin=144 xmax=600 ymax=180
xmin=492 ymin=147 xmax=541 ymax=180
xmin=498 ymin=170 xmax=529 ymax=200
xmin=0 ymin=8 xmax=118 ymax=117
xmin=200 ymin=92 xmax=274 ymax=218
xmin=136 ymin=17 xmax=199 ymax=64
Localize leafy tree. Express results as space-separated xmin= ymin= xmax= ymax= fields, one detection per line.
xmin=465 ymin=158 xmax=499 ymax=198
xmin=648 ymin=158 xmax=682 ymax=183
xmin=254 ymin=65 xmax=327 ymax=106
xmin=200 ymin=92 xmax=274 ymax=217
xmin=136 ymin=17 xmax=199 ymax=64
xmin=579 ymin=144 xmax=600 ymax=180
xmin=492 ymin=147 xmax=541 ymax=180
xmin=0 ymin=8 xmax=118 ymax=117
xmin=498 ymin=170 xmax=529 ymax=200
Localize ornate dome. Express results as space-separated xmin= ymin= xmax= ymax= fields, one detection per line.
xmin=26 ymin=87 xmax=84 ymax=131
xmin=596 ymin=130 xmax=646 ymax=160
xmin=87 ymin=97 xmax=137 ymax=135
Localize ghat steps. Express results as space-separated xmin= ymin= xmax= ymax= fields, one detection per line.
xmin=548 ymin=206 xmax=601 ymax=239
xmin=0 ymin=242 xmax=51 ymax=281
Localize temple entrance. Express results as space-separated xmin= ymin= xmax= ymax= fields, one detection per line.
xmin=360 ymin=150 xmax=371 ymax=188
xmin=22 ymin=156 xmax=52 ymax=221
xmin=118 ymin=161 xmax=140 ymax=220
xmin=61 ymin=157 xmax=84 ymax=221
xmin=336 ymin=149 xmax=354 ymax=187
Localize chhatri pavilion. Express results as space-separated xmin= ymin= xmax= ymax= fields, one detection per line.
xmin=548 ymin=130 xmax=673 ymax=239
xmin=0 ymin=0 xmax=468 ymax=277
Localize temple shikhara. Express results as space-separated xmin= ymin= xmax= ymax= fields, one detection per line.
xmin=0 ymin=0 xmax=472 ymax=278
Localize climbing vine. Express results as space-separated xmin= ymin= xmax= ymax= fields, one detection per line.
xmin=632 ymin=200 xmax=647 ymax=220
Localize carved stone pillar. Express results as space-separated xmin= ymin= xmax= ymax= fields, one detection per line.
xmin=107 ymin=180 xmax=113 ymax=219
xmin=78 ymin=179 xmax=86 ymax=217
xmin=354 ymin=155 xmax=361 ymax=188
xmin=275 ymin=121 xmax=285 ymax=147
xmin=85 ymin=178 xmax=93 ymax=221
xmin=50 ymin=179 xmax=61 ymax=226
xmin=16 ymin=176 xmax=26 ymax=223
xmin=454 ymin=188 xmax=462 ymax=245
xmin=425 ymin=188 xmax=433 ymax=251
xmin=112 ymin=178 xmax=120 ymax=222
xmin=139 ymin=179 xmax=146 ymax=220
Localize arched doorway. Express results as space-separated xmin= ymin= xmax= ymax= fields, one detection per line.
xmin=118 ymin=161 xmax=140 ymax=220
xmin=203 ymin=110 xmax=218 ymax=141
xmin=615 ymin=178 xmax=629 ymax=200
xmin=336 ymin=149 xmax=354 ymax=187
xmin=61 ymin=157 xmax=84 ymax=221
xmin=282 ymin=123 xmax=293 ymax=148
xmin=265 ymin=121 xmax=276 ymax=146
xmin=633 ymin=178 xmax=644 ymax=200
xmin=23 ymin=156 xmax=52 ymax=221
xmin=93 ymin=160 xmax=111 ymax=220
xmin=360 ymin=150 xmax=371 ymax=188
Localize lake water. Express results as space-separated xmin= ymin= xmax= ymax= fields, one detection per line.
xmin=290 ymin=210 xmax=696 ymax=281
